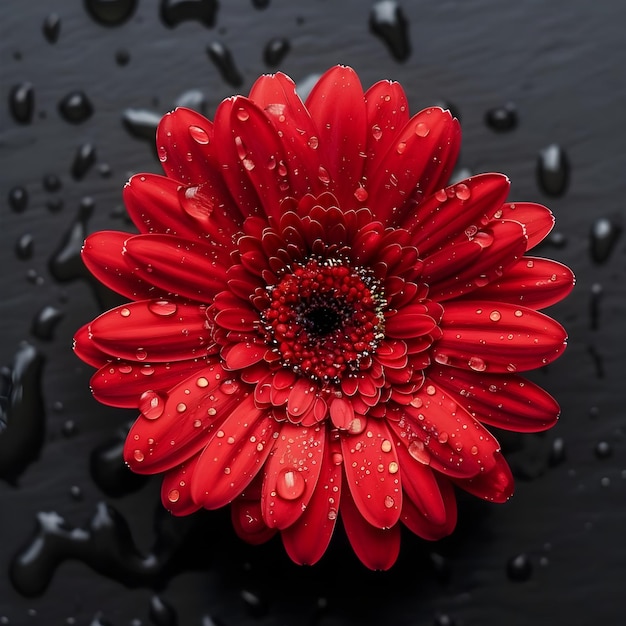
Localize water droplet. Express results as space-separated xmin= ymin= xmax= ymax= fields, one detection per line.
xmin=120 ymin=307 xmax=131 ymax=318
xmin=595 ymin=441 xmax=612 ymax=459
xmin=332 ymin=452 xmax=343 ymax=465
xmin=489 ymin=310 xmax=501 ymax=322
xmin=8 ymin=186 xmax=28 ymax=213
xmin=507 ymin=553 xmax=533 ymax=582
xmin=133 ymin=449 xmax=144 ymax=463
xmin=548 ymin=437 xmax=566 ymax=466
xmin=9 ymin=82 xmax=35 ymax=124
xmin=434 ymin=188 xmax=447 ymax=203
xmin=188 ymin=124 xmax=210 ymax=145
xmin=276 ymin=467 xmax=305 ymax=500
xmin=396 ymin=141 xmax=407 ymax=154
xmin=473 ymin=231 xmax=494 ymax=248
xmin=176 ymin=402 xmax=187 ymax=413
xmin=15 ymin=233 xmax=34 ymax=260
xmin=149 ymin=594 xmax=178 ymax=626
xmin=122 ymin=108 xmax=161 ymax=141
xmin=69 ymin=485 xmax=83 ymax=501
xmin=206 ymin=41 xmax=243 ymax=87
xmin=148 ymin=299 xmax=177 ymax=317
xmin=454 ymin=183 xmax=471 ymax=201
xmin=537 ymin=143 xmax=569 ymax=197
xmin=161 ymin=0 xmax=218 ymax=28
xmin=590 ymin=216 xmax=621 ymax=264
xmin=408 ymin=440 xmax=430 ymax=465
xmin=31 ymin=305 xmax=64 ymax=340
xmin=135 ymin=348 xmax=148 ymax=361
xmin=369 ymin=0 xmax=411 ymax=62
xmin=264 ymin=37 xmax=290 ymax=66
xmin=196 ymin=376 xmax=209 ymax=388
xmin=168 ymin=489 xmax=180 ymax=503
xmin=43 ymin=174 xmax=62 ymax=192
xmin=354 ymin=186 xmax=368 ymax=202
xmin=139 ymin=391 xmax=166 ymax=420
xmin=236 ymin=107 xmax=250 ymax=122
xmin=468 ymin=356 xmax=486 ymax=371
xmin=381 ymin=439 xmax=392 ymax=453
xmin=485 ymin=102 xmax=518 ymax=132
xmin=85 ymin=0 xmax=138 ymax=26
xmin=384 ymin=495 xmax=395 ymax=509
xmin=42 ymin=13 xmax=61 ymax=43
xmin=318 ymin=166 xmax=331 ymax=184
xmin=220 ymin=379 xmax=239 ymax=395
xmin=241 ymin=589 xmax=269 ymax=618
xmin=415 ymin=121 xmax=430 ymax=137
xmin=307 ymin=136 xmax=319 ymax=150
xmin=58 ymin=91 xmax=93 ymax=124
xmin=71 ymin=142 xmax=97 ymax=180
xmin=115 ymin=48 xmax=131 ymax=66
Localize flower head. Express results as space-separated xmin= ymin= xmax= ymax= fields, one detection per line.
xmin=74 ymin=66 xmax=573 ymax=569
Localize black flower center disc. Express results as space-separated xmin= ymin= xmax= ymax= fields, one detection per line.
xmin=262 ymin=258 xmax=386 ymax=381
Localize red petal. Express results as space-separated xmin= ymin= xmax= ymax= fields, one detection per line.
xmin=433 ymin=301 xmax=568 ymax=373
xmin=452 ymin=451 xmax=514 ymax=502
xmin=191 ymin=398 xmax=279 ymax=508
xmin=363 ymin=80 xmax=410 ymax=179
xmin=500 ymin=202 xmax=554 ymax=250
xmin=156 ymin=107 xmax=218 ymax=185
xmin=82 ymin=231 xmax=163 ymax=301
xmin=123 ymin=173 xmax=207 ymax=240
xmin=429 ymin=364 xmax=560 ymax=432
xmin=73 ymin=322 xmax=110 ymax=368
xmin=221 ymin=341 xmax=267 ymax=370
xmin=368 ymin=107 xmax=461 ymax=226
xmin=261 ymin=422 xmax=325 ymax=529
xmin=404 ymin=173 xmax=511 ymax=254
xmin=340 ymin=485 xmax=400 ymax=570
xmin=161 ymin=453 xmax=203 ymax=516
xmin=388 ymin=381 xmax=500 ymax=479
xmin=89 ymin=300 xmax=211 ymax=362
xmin=400 ymin=475 xmax=457 ymax=541
xmin=424 ymin=220 xmax=528 ymax=301
xmin=305 ymin=66 xmax=367 ymax=210
xmin=462 ymin=257 xmax=575 ymax=310
xmin=340 ymin=419 xmax=402 ymax=529
xmin=123 ymin=234 xmax=228 ymax=301
xmin=281 ymin=431 xmax=342 ymax=565
xmin=123 ymin=362 xmax=235 ymax=473
xmin=249 ymin=71 xmax=323 ymax=196
xmin=231 ymin=496 xmax=277 ymax=546
xmin=91 ymin=359 xmax=206 ymax=408
xmin=385 ymin=305 xmax=438 ymax=339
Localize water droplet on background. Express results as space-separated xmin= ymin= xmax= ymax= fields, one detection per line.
xmin=589 ymin=216 xmax=621 ymax=264
xmin=485 ymin=102 xmax=518 ymax=131
xmin=15 ymin=233 xmax=34 ymax=260
xmin=84 ymin=0 xmax=138 ymax=26
xmin=58 ymin=91 xmax=93 ymax=124
xmin=123 ymin=108 xmax=161 ymax=141
xmin=548 ymin=437 xmax=566 ymax=466
xmin=43 ymin=174 xmax=62 ymax=192
xmin=537 ymin=143 xmax=569 ymax=197
xmin=506 ymin=553 xmax=533 ymax=582
xmin=9 ymin=82 xmax=35 ymax=124
xmin=176 ymin=89 xmax=208 ymax=114
xmin=207 ymin=41 xmax=243 ymax=87
xmin=240 ymin=589 xmax=269 ymax=618
xmin=264 ymin=37 xmax=290 ymax=66
xmin=8 ymin=186 xmax=29 ymax=212
xmin=31 ymin=305 xmax=65 ymax=340
xmin=161 ymin=0 xmax=219 ymax=28
xmin=369 ymin=0 xmax=411 ymax=62
xmin=71 ymin=142 xmax=97 ymax=180
xmin=42 ymin=13 xmax=61 ymax=43
xmin=595 ymin=440 xmax=612 ymax=459
xmin=149 ymin=594 xmax=178 ymax=626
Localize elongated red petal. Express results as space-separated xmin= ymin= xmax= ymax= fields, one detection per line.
xmin=306 ymin=66 xmax=367 ymax=210
xmin=123 ymin=234 xmax=228 ymax=301
xmin=89 ymin=300 xmax=211 ymax=362
xmin=90 ymin=359 xmax=206 ymax=408
xmin=123 ymin=363 xmax=234 ymax=474
xmin=192 ymin=398 xmax=279 ymax=509
xmin=341 ymin=418 xmax=402 ymax=529
xmin=368 ymin=108 xmax=461 ymax=226
xmin=341 ymin=485 xmax=400 ymax=570
xmin=500 ymin=202 xmax=554 ymax=249
xmin=261 ymin=422 xmax=325 ymax=529
xmin=73 ymin=322 xmax=110 ymax=368
xmin=161 ymin=453 xmax=203 ymax=516
xmin=231 ymin=497 xmax=277 ymax=546
xmin=82 ymin=231 xmax=163 ymax=301
xmin=433 ymin=301 xmax=568 ymax=373
xmin=452 ymin=451 xmax=514 ymax=502
xmin=462 ymin=257 xmax=575 ymax=310
xmin=429 ymin=365 xmax=560 ymax=432
xmin=281 ymin=432 xmax=342 ymax=565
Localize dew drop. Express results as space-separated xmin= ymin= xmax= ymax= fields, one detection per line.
xmin=133 ymin=449 xmax=144 ymax=463
xmin=468 ymin=356 xmax=487 ymax=372
xmin=276 ymin=467 xmax=305 ymax=500
xmin=9 ymin=186 xmax=29 ymax=212
xmin=122 ymin=108 xmax=161 ymax=141
xmin=161 ymin=0 xmax=218 ymax=28
xmin=32 ymin=305 xmax=64 ymax=340
xmin=590 ymin=216 xmax=621 ymax=264
xmin=220 ymin=379 xmax=239 ymax=395
xmin=135 ymin=348 xmax=148 ymax=361
xmin=58 ymin=91 xmax=93 ymax=124
xmin=388 ymin=461 xmax=399 ymax=474
xmin=371 ymin=124 xmax=383 ymax=140
xmin=167 ymin=489 xmax=180 ymax=503
xmin=196 ymin=376 xmax=209 ymax=388
xmin=85 ymin=0 xmax=137 ymax=25
xmin=548 ymin=437 xmax=566 ymax=466
xmin=408 ymin=440 xmax=430 ymax=465
xmin=354 ymin=186 xmax=368 ymax=202
xmin=514 ymin=309 xmax=523 ymax=317
xmin=331 ymin=452 xmax=343 ymax=465
xmin=148 ymin=300 xmax=177 ymax=317
xmin=307 ymin=136 xmax=319 ymax=150
xmin=42 ymin=13 xmax=61 ymax=43
xmin=384 ymin=495 xmax=395 ymax=509
xmin=434 ymin=188 xmax=448 ymax=203
xmin=71 ymin=142 xmax=97 ymax=180
xmin=489 ymin=310 xmax=501 ymax=322
xmin=537 ymin=143 xmax=569 ymax=197
xmin=595 ymin=441 xmax=612 ymax=459
xmin=264 ymin=37 xmax=290 ymax=66
xmin=369 ymin=0 xmax=411 ymax=62
xmin=176 ymin=402 xmax=187 ymax=413
xmin=9 ymin=82 xmax=35 ymax=124
xmin=188 ymin=124 xmax=210 ymax=144
xmin=485 ymin=102 xmax=518 ymax=132
xmin=318 ymin=166 xmax=331 ymax=184
xmin=507 ymin=553 xmax=533 ymax=582
xmin=454 ymin=183 xmax=471 ymax=201
xmin=381 ymin=439 xmax=392 ymax=453
xmin=139 ymin=390 xmax=166 ymax=420
xmin=473 ymin=231 xmax=494 ymax=248
xmin=415 ymin=122 xmax=430 ymax=137
xmin=236 ymin=107 xmax=250 ymax=122
xmin=206 ymin=41 xmax=243 ymax=87
xmin=396 ymin=141 xmax=407 ymax=154
xmin=15 ymin=233 xmax=34 ymax=260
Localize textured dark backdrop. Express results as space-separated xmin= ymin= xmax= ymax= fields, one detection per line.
xmin=1 ymin=1 xmax=624 ymax=625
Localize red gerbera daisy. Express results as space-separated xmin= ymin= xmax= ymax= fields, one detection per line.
xmin=74 ymin=65 xmax=573 ymax=570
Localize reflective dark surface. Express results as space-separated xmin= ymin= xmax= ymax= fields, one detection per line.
xmin=1 ymin=1 xmax=623 ymax=624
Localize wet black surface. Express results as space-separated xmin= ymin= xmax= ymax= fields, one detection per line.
xmin=1 ymin=1 xmax=624 ymax=624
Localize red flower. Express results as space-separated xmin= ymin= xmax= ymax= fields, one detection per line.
xmin=74 ymin=66 xmax=573 ymax=570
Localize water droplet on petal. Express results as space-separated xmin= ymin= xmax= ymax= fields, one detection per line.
xmin=354 ymin=186 xmax=368 ymax=202
xmin=371 ymin=124 xmax=383 ymax=140
xmin=220 ymin=379 xmax=239 ymax=395
xmin=176 ymin=402 xmax=187 ymax=413
xmin=435 ymin=188 xmax=448 ymax=203
xmin=168 ymin=488 xmax=180 ymax=503
xmin=384 ymin=495 xmax=395 ymax=509
xmin=276 ymin=467 xmax=305 ymax=500
xmin=148 ymin=300 xmax=177 ymax=316
xmin=133 ymin=449 xmax=145 ymax=463
xmin=455 ymin=183 xmax=471 ymax=200
xmin=188 ymin=124 xmax=210 ymax=144
xmin=415 ymin=122 xmax=430 ymax=137
xmin=136 ymin=348 xmax=147 ymax=361
xmin=396 ymin=141 xmax=407 ymax=154
xmin=139 ymin=390 xmax=166 ymax=420
xmin=408 ymin=440 xmax=430 ymax=465
xmin=468 ymin=356 xmax=487 ymax=371
xmin=489 ymin=310 xmax=501 ymax=322
xmin=236 ymin=107 xmax=250 ymax=121
xmin=318 ymin=166 xmax=330 ymax=184
xmin=120 ymin=307 xmax=131 ymax=317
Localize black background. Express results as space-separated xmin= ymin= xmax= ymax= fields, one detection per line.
xmin=1 ymin=1 xmax=624 ymax=624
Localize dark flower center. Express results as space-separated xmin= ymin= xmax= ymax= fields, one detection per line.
xmin=262 ymin=258 xmax=386 ymax=382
